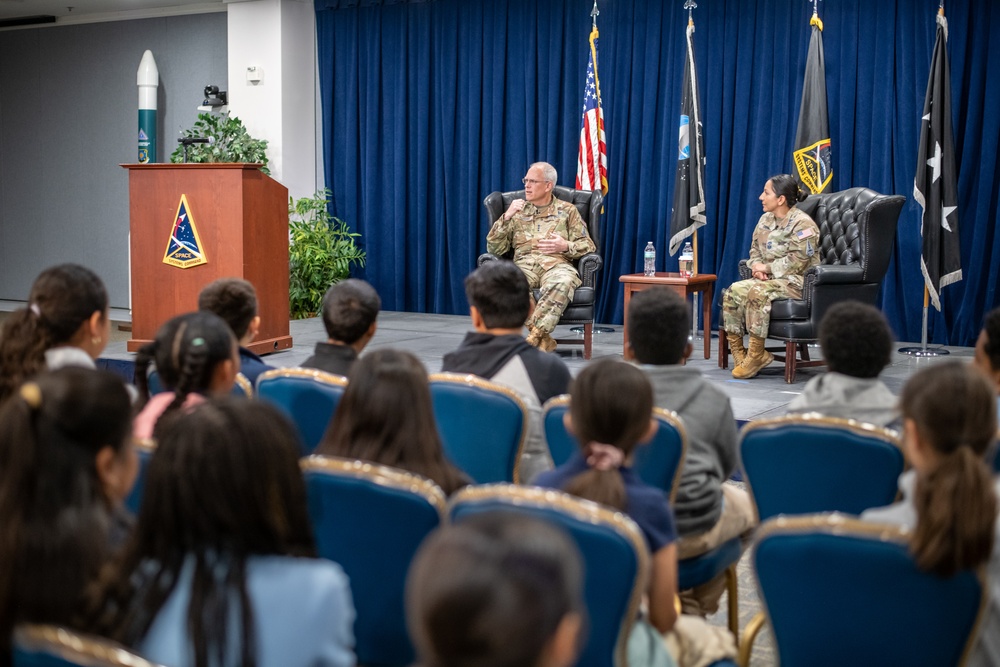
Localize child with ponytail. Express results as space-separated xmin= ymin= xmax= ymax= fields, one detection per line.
xmin=863 ymin=361 xmax=1000 ymax=666
xmin=0 ymin=264 xmax=110 ymax=404
xmin=534 ymin=359 xmax=678 ymax=641
xmin=0 ymin=368 xmax=135 ymax=666
xmin=133 ymin=311 xmax=239 ymax=440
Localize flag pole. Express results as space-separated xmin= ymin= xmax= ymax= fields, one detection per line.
xmin=684 ymin=0 xmax=700 ymax=342
xmin=899 ymin=0 xmax=953 ymax=358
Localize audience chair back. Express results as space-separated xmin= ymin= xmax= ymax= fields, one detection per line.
xmin=301 ymin=456 xmax=446 ymax=667
xmin=428 ymin=373 xmax=527 ymax=483
xmin=255 ymin=368 xmax=348 ymax=454
xmin=745 ymin=515 xmax=983 ymax=667
xmin=146 ymin=369 xmax=251 ymax=398
xmin=13 ymin=624 xmax=166 ymax=667
xmin=541 ymin=397 xmax=685 ymax=502
xmin=123 ymin=438 xmax=156 ymax=515
xmin=479 ymin=185 xmax=604 ymax=359
xmin=449 ymin=484 xmax=648 ymax=667
xmin=541 ymin=395 xmax=576 ymax=467
xmin=740 ymin=415 xmax=904 ymax=522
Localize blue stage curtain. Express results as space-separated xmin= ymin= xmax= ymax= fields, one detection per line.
xmin=316 ymin=0 xmax=999 ymax=346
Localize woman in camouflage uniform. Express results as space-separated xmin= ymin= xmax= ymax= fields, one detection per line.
xmin=723 ymin=174 xmax=820 ymax=379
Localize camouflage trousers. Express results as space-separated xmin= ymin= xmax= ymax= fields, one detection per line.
xmin=518 ymin=262 xmax=581 ymax=335
xmin=721 ymin=278 xmax=800 ymax=338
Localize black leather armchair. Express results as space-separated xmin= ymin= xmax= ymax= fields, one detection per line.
xmin=478 ymin=186 xmax=603 ymax=359
xmin=719 ymin=187 xmax=905 ymax=383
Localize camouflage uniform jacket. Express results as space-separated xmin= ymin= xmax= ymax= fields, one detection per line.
xmin=486 ymin=198 xmax=596 ymax=272
xmin=747 ymin=207 xmax=821 ymax=295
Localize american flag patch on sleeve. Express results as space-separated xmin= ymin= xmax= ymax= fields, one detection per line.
xmin=796 ymin=228 xmax=815 ymax=240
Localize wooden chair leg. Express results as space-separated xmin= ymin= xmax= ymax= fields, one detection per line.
xmin=800 ymin=342 xmax=811 ymax=361
xmin=784 ymin=341 xmax=797 ymax=383
xmin=726 ymin=564 xmax=740 ymax=645
xmin=583 ymin=322 xmax=593 ymax=360
xmin=719 ymin=327 xmax=729 ymax=369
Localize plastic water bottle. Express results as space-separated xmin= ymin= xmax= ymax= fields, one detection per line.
xmin=643 ymin=242 xmax=656 ymax=276
xmin=679 ymin=241 xmax=694 ymax=278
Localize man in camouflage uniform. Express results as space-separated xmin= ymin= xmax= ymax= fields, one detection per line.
xmin=486 ymin=162 xmax=596 ymax=352
xmin=723 ymin=182 xmax=821 ymax=378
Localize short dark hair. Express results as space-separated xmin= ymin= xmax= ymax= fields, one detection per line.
xmin=982 ymin=307 xmax=1000 ymax=372
xmin=321 ymin=279 xmax=381 ymax=344
xmin=198 ymin=278 xmax=258 ymax=339
xmin=818 ymin=301 xmax=893 ymax=378
xmin=464 ymin=261 xmax=530 ymax=329
xmin=407 ymin=512 xmax=584 ymax=667
xmin=627 ymin=287 xmax=690 ymax=365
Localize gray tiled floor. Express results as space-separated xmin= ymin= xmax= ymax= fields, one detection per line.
xmin=102 ymin=311 xmax=972 ymax=666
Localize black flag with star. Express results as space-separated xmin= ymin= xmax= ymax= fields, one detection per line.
xmin=792 ymin=14 xmax=833 ymax=194
xmin=914 ymin=10 xmax=962 ymax=311
xmin=668 ymin=20 xmax=707 ymax=256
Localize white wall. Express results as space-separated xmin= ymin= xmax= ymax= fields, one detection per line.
xmin=227 ymin=0 xmax=319 ymax=203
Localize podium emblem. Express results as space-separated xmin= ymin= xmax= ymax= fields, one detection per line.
xmin=162 ymin=194 xmax=208 ymax=269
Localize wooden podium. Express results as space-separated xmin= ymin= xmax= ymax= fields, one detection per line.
xmin=123 ymin=163 xmax=293 ymax=354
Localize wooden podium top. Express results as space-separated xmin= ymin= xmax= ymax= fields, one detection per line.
xmin=121 ymin=163 xmax=265 ymax=170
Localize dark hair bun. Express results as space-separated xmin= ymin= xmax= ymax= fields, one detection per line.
xmin=796 ymin=186 xmax=809 ymax=203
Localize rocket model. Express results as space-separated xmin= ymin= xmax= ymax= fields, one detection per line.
xmin=137 ymin=50 xmax=158 ymax=163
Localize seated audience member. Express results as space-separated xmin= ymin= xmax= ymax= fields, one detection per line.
xmin=83 ymin=398 xmax=356 ymax=667
xmin=0 ymin=368 xmax=135 ymax=664
xmin=317 ymin=349 xmax=469 ymax=495
xmin=407 ymin=513 xmax=584 ymax=667
xmin=442 ymin=261 xmax=571 ymax=482
xmin=536 ymin=359 xmax=677 ymax=636
xmin=133 ymin=312 xmax=239 ymax=440
xmin=534 ymin=359 xmax=738 ymax=667
xmin=301 ymin=279 xmax=380 ymax=376
xmin=625 ymin=288 xmax=755 ymax=616
xmin=198 ymin=277 xmax=272 ymax=385
xmin=0 ymin=264 xmax=111 ymax=403
xmin=785 ymin=300 xmax=899 ymax=426
xmin=862 ymin=362 xmax=999 ymax=667
xmin=974 ymin=306 xmax=1000 ymax=418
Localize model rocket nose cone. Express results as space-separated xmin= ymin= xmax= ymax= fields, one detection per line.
xmin=137 ymin=50 xmax=159 ymax=86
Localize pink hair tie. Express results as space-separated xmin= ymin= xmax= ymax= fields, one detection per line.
xmin=585 ymin=442 xmax=624 ymax=471
xmin=29 ymin=303 xmax=41 ymax=317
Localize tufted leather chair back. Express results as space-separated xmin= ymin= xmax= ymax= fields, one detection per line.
xmin=797 ymin=187 xmax=900 ymax=283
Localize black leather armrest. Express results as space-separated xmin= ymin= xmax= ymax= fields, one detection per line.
xmin=809 ymin=264 xmax=864 ymax=285
xmin=577 ymin=253 xmax=603 ymax=287
xmin=477 ymin=253 xmax=502 ymax=267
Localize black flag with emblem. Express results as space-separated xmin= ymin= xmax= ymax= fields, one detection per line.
xmin=668 ymin=19 xmax=707 ymax=256
xmin=792 ymin=13 xmax=833 ymax=194
xmin=914 ymin=10 xmax=962 ymax=311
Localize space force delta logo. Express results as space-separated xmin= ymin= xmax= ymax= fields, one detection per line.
xmin=793 ymin=138 xmax=833 ymax=194
xmin=162 ymin=195 xmax=208 ymax=269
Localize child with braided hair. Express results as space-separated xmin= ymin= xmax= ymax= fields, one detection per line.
xmin=133 ymin=311 xmax=239 ymax=440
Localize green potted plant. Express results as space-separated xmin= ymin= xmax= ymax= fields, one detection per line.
xmin=289 ymin=189 xmax=366 ymax=319
xmin=170 ymin=112 xmax=270 ymax=174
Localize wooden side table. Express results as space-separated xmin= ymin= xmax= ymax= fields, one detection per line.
xmin=620 ymin=273 xmax=717 ymax=359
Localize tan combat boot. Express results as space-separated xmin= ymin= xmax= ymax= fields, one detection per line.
xmin=732 ymin=335 xmax=774 ymax=379
xmin=726 ymin=333 xmax=747 ymax=367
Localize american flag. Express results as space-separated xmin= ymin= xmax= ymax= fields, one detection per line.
xmin=575 ymin=27 xmax=608 ymax=195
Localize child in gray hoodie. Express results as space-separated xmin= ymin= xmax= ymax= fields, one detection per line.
xmin=785 ymin=301 xmax=899 ymax=427
xmin=626 ymin=287 xmax=755 ymax=616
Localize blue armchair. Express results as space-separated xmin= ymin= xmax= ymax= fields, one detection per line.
xmin=256 ymin=368 xmax=348 ymax=454
xmin=13 ymin=625 xmax=164 ymax=667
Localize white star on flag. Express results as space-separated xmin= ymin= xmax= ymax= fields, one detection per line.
xmin=941 ymin=204 xmax=957 ymax=232
xmin=927 ymin=142 xmax=942 ymax=183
